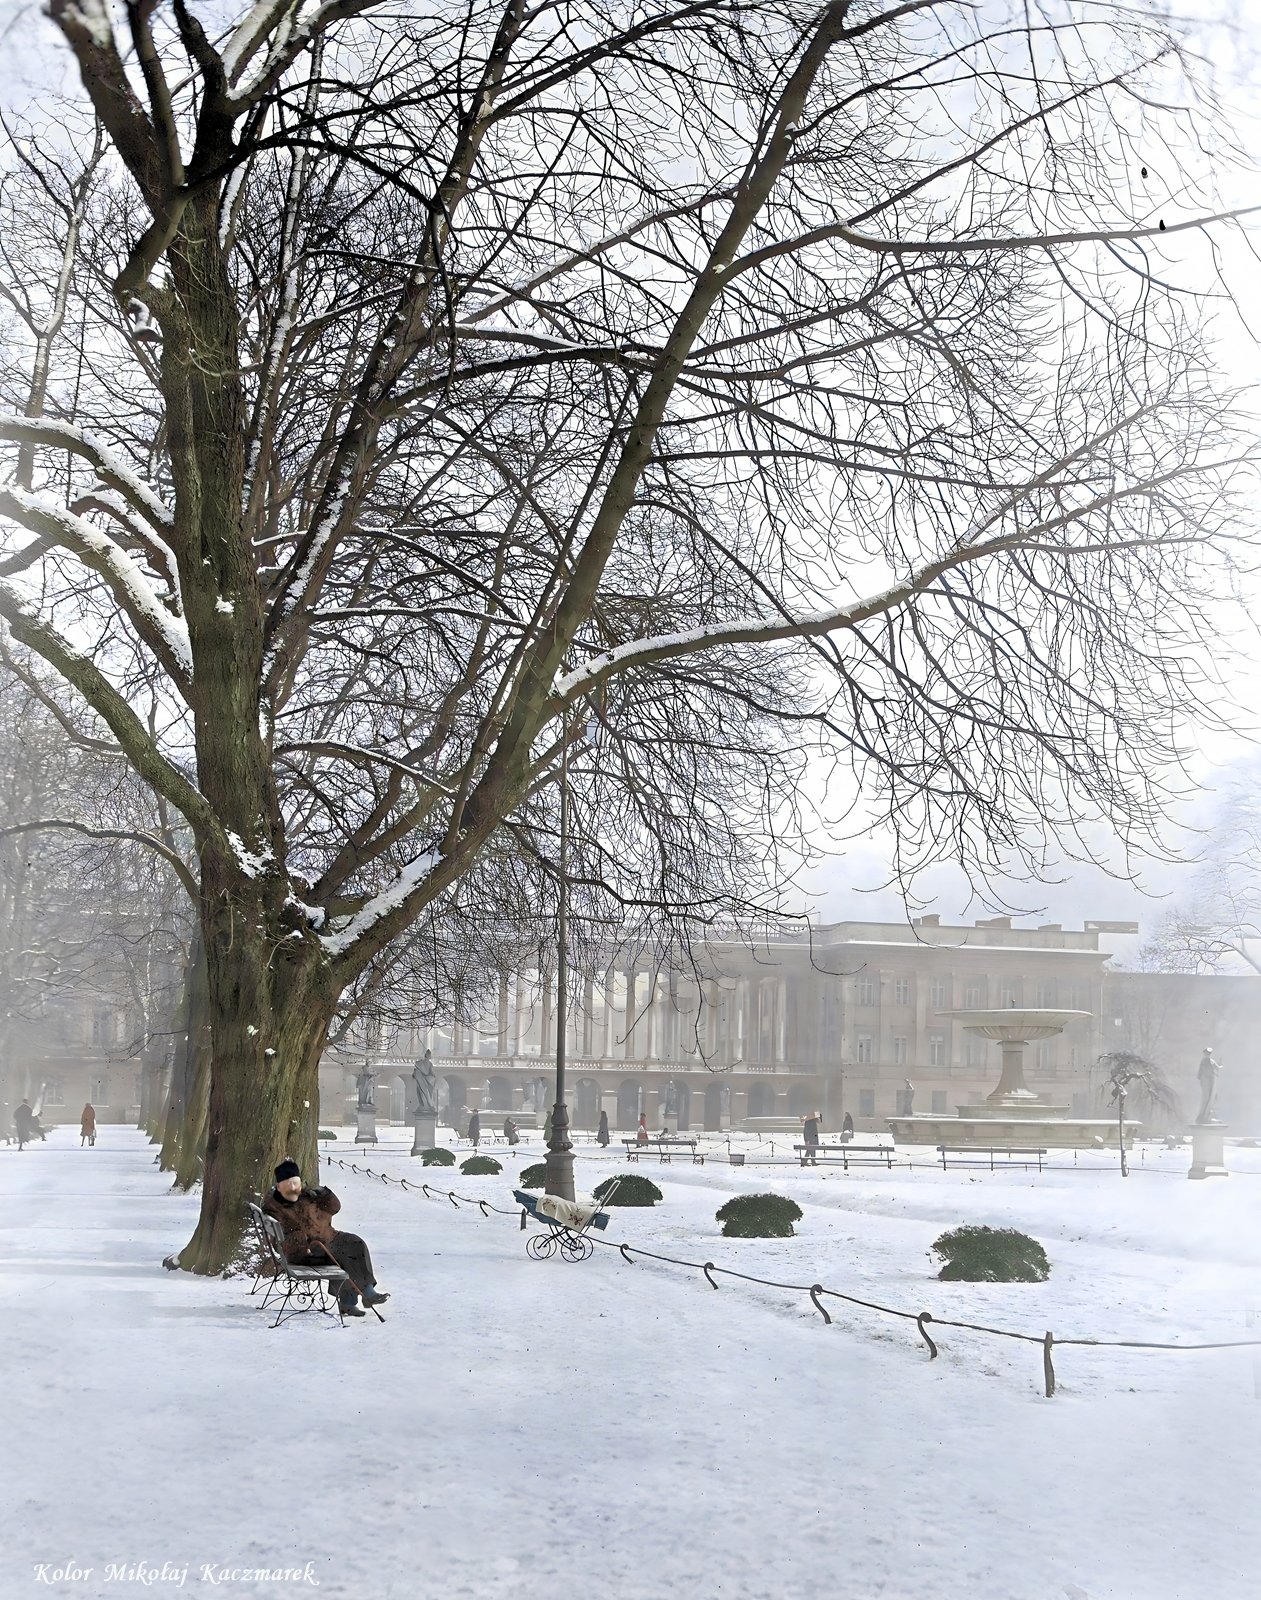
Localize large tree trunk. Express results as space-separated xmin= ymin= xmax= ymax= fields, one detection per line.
xmin=175 ymin=884 xmax=333 ymax=1272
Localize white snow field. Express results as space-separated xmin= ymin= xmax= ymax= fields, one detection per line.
xmin=2 ymin=1127 xmax=1260 ymax=1600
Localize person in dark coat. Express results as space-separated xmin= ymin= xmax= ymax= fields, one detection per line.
xmin=597 ymin=1110 xmax=610 ymax=1147
xmin=14 ymin=1099 xmax=35 ymax=1150
xmin=801 ymin=1110 xmax=822 ymax=1166
xmin=503 ymin=1116 xmax=519 ymax=1146
xmin=468 ymin=1109 xmax=481 ymax=1147
xmin=80 ymin=1104 xmax=96 ymax=1147
xmin=263 ymin=1160 xmax=389 ymax=1318
xmin=841 ymin=1112 xmax=855 ymax=1141
xmin=635 ymin=1113 xmax=649 ymax=1145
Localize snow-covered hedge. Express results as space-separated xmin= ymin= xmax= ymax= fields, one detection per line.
xmin=460 ymin=1155 xmax=502 ymax=1176
xmin=716 ymin=1193 xmax=802 ymax=1238
xmin=517 ymin=1163 xmax=548 ymax=1189
xmin=420 ymin=1147 xmax=456 ymax=1167
xmin=931 ymin=1225 xmax=1050 ymax=1282
xmin=594 ymin=1175 xmax=662 ymax=1207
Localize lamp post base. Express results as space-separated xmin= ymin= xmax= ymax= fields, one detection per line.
xmin=543 ymin=1102 xmax=575 ymax=1201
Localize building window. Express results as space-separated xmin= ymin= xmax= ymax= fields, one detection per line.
xmin=929 ymin=978 xmax=948 ymax=1010
xmin=894 ymin=977 xmax=910 ymax=1006
xmin=931 ymin=1090 xmax=947 ymax=1114
xmin=855 ymin=1034 xmax=873 ymax=1065
xmin=43 ymin=1081 xmax=65 ymax=1105
xmin=928 ymin=1031 xmax=947 ymax=1067
xmin=91 ymin=1077 xmax=109 ymax=1104
xmin=858 ymin=1089 xmax=875 ymax=1118
xmin=964 ymin=982 xmax=984 ymax=1008
xmin=1067 ymin=983 xmax=1090 ymax=1012
xmin=998 ymin=980 xmax=1021 ymax=1008
xmin=966 ymin=1037 xmax=987 ymax=1067
xmin=1035 ymin=1043 xmax=1053 ymax=1073
xmin=91 ymin=1009 xmax=116 ymax=1046
xmin=893 ymin=1036 xmax=908 ymax=1065
xmin=856 ymin=977 xmax=876 ymax=1007
xmin=1037 ymin=980 xmax=1057 ymax=1007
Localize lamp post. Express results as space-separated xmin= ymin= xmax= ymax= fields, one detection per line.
xmin=543 ymin=716 xmax=576 ymax=1200
xmin=544 ymin=711 xmax=598 ymax=1200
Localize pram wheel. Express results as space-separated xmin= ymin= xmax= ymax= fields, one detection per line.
xmin=526 ymin=1232 xmax=557 ymax=1260
xmin=560 ymin=1232 xmax=593 ymax=1262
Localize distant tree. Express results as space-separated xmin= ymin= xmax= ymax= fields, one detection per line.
xmin=1094 ymin=1049 xmax=1182 ymax=1172
xmin=1140 ymin=760 xmax=1261 ymax=976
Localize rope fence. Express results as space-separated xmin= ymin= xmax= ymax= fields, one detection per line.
xmin=323 ymin=1156 xmax=1261 ymax=1398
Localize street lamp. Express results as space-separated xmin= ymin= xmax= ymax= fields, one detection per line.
xmin=543 ymin=710 xmax=598 ymax=1201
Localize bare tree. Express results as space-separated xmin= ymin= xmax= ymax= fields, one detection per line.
xmin=0 ymin=671 xmax=193 ymax=1134
xmin=0 ymin=1 xmax=1255 ymax=1268
xmin=1140 ymin=756 xmax=1261 ymax=975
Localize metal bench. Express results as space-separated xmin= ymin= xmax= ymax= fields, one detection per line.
xmin=793 ymin=1142 xmax=896 ymax=1170
xmin=937 ymin=1146 xmax=1047 ymax=1172
xmin=622 ymin=1137 xmax=704 ymax=1164
xmin=247 ymin=1202 xmax=349 ymax=1328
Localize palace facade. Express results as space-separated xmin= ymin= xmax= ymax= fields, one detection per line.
xmin=325 ymin=915 xmax=1261 ymax=1136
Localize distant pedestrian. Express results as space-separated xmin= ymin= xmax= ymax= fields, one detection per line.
xmin=597 ymin=1110 xmax=610 ymax=1147
xmin=503 ymin=1117 xmax=519 ymax=1146
xmin=636 ymin=1113 xmax=649 ymax=1145
xmin=801 ymin=1110 xmax=821 ymax=1166
xmin=468 ymin=1109 xmax=481 ymax=1147
xmin=80 ymin=1103 xmax=96 ymax=1147
xmin=841 ymin=1112 xmax=854 ymax=1141
xmin=14 ymin=1099 xmax=35 ymax=1150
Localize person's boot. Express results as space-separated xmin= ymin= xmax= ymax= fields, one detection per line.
xmin=339 ymin=1300 xmax=366 ymax=1318
xmin=362 ymin=1287 xmax=390 ymax=1307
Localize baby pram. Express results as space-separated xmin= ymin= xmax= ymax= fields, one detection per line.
xmin=513 ymin=1177 xmax=623 ymax=1261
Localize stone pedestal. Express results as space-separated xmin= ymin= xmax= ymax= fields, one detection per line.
xmin=355 ymin=1108 xmax=377 ymax=1146
xmin=1188 ymin=1122 xmax=1228 ymax=1180
xmin=410 ymin=1112 xmax=437 ymax=1157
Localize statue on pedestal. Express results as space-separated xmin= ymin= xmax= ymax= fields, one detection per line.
xmin=1195 ymin=1048 xmax=1222 ymax=1125
xmin=356 ymin=1064 xmax=377 ymax=1110
xmin=412 ymin=1050 xmax=437 ymax=1114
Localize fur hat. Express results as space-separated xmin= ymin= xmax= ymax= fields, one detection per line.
xmin=274 ymin=1159 xmax=301 ymax=1183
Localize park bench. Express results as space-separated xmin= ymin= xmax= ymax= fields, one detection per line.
xmin=247 ymin=1201 xmax=349 ymax=1328
xmin=936 ymin=1145 xmax=1047 ymax=1172
xmin=793 ymin=1142 xmax=896 ymax=1170
xmin=622 ymin=1137 xmax=705 ymax=1165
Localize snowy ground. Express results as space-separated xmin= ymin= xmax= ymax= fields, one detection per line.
xmin=2 ymin=1127 xmax=1260 ymax=1600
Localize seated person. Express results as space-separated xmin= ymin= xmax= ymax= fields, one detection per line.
xmin=263 ymin=1159 xmax=389 ymax=1318
xmin=503 ymin=1116 xmax=519 ymax=1145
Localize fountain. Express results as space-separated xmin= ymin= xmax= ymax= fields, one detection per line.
xmin=886 ymin=1008 xmax=1139 ymax=1150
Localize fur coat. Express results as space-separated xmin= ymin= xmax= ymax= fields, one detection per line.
xmin=263 ymin=1184 xmax=341 ymax=1260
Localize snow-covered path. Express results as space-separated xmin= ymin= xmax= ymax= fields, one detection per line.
xmin=2 ymin=1129 xmax=1258 ymax=1600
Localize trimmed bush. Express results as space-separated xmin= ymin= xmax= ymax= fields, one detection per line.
xmin=420 ymin=1147 xmax=456 ymax=1167
xmin=518 ymin=1163 xmax=548 ymax=1189
xmin=716 ymin=1192 xmax=803 ymax=1238
xmin=931 ymin=1225 xmax=1050 ymax=1283
xmin=593 ymin=1174 xmax=662 ymax=1207
xmin=460 ymin=1155 xmax=502 ymax=1176
xmin=318 ymin=1129 xmax=337 ymax=1141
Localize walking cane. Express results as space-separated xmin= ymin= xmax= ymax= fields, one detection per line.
xmin=313 ymin=1239 xmax=386 ymax=1322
